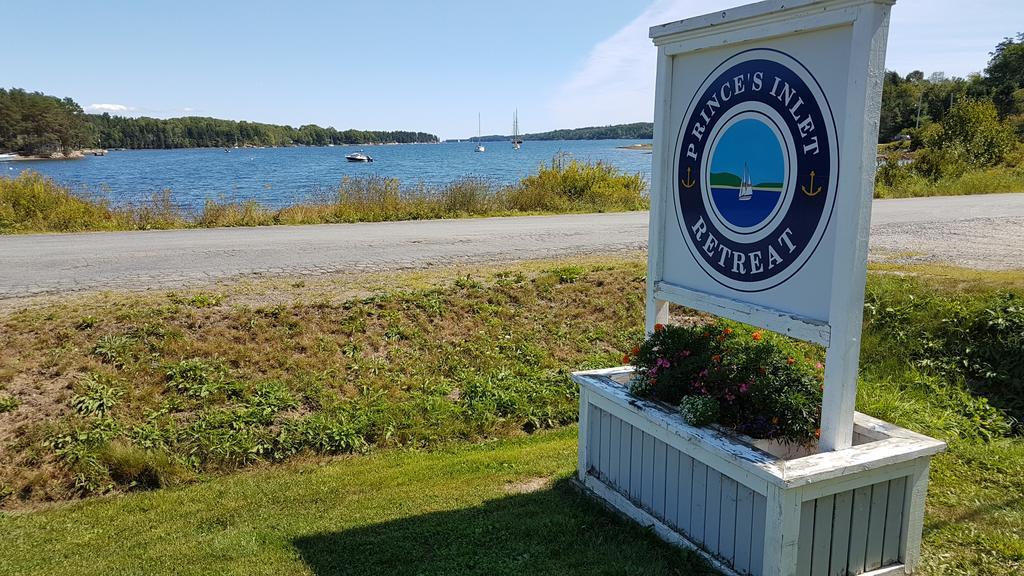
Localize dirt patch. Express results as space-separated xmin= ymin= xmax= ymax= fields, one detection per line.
xmin=504 ymin=476 xmax=551 ymax=494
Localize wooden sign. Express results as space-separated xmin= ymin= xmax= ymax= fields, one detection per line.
xmin=647 ymin=0 xmax=894 ymax=451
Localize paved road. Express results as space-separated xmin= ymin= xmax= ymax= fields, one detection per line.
xmin=2 ymin=193 xmax=1023 ymax=299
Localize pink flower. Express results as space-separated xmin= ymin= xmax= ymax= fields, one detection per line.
xmin=682 ymin=350 xmax=691 ymax=358
xmin=739 ymin=383 xmax=749 ymax=393
xmin=656 ymin=358 xmax=671 ymax=369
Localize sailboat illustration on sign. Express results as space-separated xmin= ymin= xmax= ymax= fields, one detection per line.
xmin=738 ymin=162 xmax=753 ymax=201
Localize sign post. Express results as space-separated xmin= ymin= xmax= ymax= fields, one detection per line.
xmin=573 ymin=2 xmax=945 ymax=574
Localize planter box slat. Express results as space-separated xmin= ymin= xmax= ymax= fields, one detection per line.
xmin=830 ymin=489 xmax=854 ymax=575
xmin=575 ymin=367 xmax=944 ymax=575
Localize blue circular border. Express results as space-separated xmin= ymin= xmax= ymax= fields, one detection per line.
xmin=674 ymin=48 xmax=839 ymax=293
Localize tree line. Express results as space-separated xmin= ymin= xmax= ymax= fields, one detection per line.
xmin=0 ymin=89 xmax=437 ymax=155
xmin=470 ymin=122 xmax=654 ymax=142
xmin=89 ymin=114 xmax=438 ymax=149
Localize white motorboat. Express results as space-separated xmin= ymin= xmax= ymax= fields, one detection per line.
xmin=346 ymin=151 xmax=373 ymax=162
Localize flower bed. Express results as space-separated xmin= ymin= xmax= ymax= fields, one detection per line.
xmin=625 ymin=321 xmax=823 ymax=444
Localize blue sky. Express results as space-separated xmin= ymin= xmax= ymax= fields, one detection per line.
xmin=6 ymin=0 xmax=1022 ymax=140
xmin=710 ymin=120 xmax=784 ymax=185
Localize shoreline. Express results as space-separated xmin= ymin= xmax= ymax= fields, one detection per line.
xmin=0 ymin=148 xmax=108 ymax=161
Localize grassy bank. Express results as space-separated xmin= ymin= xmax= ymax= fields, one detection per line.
xmin=0 ymin=154 xmax=647 ymax=234
xmin=0 ymin=261 xmax=1022 ymax=574
xmin=874 ymin=163 xmax=1024 ymax=199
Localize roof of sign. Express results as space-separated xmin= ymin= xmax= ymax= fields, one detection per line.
xmin=649 ymin=0 xmax=896 ymax=44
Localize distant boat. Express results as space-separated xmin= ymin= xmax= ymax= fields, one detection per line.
xmin=738 ymin=162 xmax=753 ymax=201
xmin=346 ymin=151 xmax=373 ymax=162
xmin=511 ymin=109 xmax=522 ymax=150
xmin=0 ymin=153 xmax=17 ymax=161
xmin=475 ymin=113 xmax=485 ymax=153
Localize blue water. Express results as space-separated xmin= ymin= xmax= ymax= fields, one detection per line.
xmin=6 ymin=140 xmax=652 ymax=211
xmin=710 ymin=188 xmax=782 ymax=228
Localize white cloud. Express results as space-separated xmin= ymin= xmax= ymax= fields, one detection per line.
xmin=549 ymin=0 xmax=1024 ymax=129
xmin=86 ymin=103 xmax=131 ymax=113
xmin=548 ymin=0 xmax=744 ymax=129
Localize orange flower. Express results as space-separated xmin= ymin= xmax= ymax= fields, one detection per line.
xmin=752 ymin=331 xmax=762 ymax=341
xmin=654 ymin=323 xmax=665 ymax=332
xmin=815 ymin=428 xmax=821 ymax=439
xmin=712 ymin=354 xmax=722 ymax=363
xmin=623 ymin=354 xmax=631 ymax=364
xmin=771 ymin=416 xmax=779 ymax=425
xmin=787 ymin=357 xmax=795 ymax=365
xmin=723 ymin=328 xmax=733 ymax=335
xmin=631 ymin=346 xmax=641 ymax=356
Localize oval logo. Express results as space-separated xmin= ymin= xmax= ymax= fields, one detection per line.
xmin=674 ymin=48 xmax=839 ymax=292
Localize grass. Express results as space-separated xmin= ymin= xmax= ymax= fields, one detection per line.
xmin=0 ymin=154 xmax=648 ymax=234
xmin=0 ymin=260 xmax=1022 ymax=574
xmin=0 ymin=427 xmax=713 ymax=576
xmin=874 ymin=164 xmax=1024 ymax=199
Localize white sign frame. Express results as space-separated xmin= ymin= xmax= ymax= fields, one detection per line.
xmin=647 ymin=0 xmax=894 ymax=452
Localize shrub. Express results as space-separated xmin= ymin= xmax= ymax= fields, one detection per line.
xmin=166 ymin=358 xmax=226 ymax=398
xmin=0 ymin=394 xmax=19 ymax=414
xmin=98 ymin=441 xmax=184 ymax=490
xmin=92 ymin=334 xmax=137 ymax=368
xmin=71 ymin=373 xmax=123 ymax=417
xmin=627 ymin=321 xmax=823 ymax=444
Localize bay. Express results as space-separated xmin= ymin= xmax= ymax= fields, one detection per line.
xmin=6 ymin=139 xmax=653 ymax=211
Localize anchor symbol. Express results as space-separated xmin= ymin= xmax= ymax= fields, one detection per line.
xmin=801 ymin=170 xmax=822 ymax=197
xmin=681 ymin=166 xmax=695 ymax=189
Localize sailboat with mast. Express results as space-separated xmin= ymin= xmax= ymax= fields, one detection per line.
xmin=738 ymin=162 xmax=753 ymax=201
xmin=475 ymin=113 xmax=485 ymax=153
xmin=511 ymin=109 xmax=522 ymax=150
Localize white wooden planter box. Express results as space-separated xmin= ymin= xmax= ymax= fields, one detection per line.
xmin=574 ymin=367 xmax=945 ymax=576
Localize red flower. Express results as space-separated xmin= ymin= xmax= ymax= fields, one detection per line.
xmin=723 ymin=328 xmax=733 ymax=335
xmin=787 ymin=357 xmax=796 ymax=365
xmin=623 ymin=354 xmax=631 ymax=364
xmin=654 ymin=323 xmax=665 ymax=332
xmin=815 ymin=428 xmax=821 ymax=439
xmin=631 ymin=346 xmax=641 ymax=356
xmin=752 ymin=331 xmax=762 ymax=341
xmin=712 ymin=354 xmax=722 ymax=363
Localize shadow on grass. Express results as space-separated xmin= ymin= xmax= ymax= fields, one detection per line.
xmin=293 ymin=477 xmax=715 ymax=576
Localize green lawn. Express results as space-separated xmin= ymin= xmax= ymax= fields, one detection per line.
xmin=0 ymin=427 xmax=712 ymax=576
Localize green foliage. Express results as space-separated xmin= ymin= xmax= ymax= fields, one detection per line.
xmin=863 ymin=276 xmax=1021 ymax=435
xmin=0 ymin=394 xmax=19 ymax=413
xmin=917 ymin=99 xmax=1017 ymax=175
xmin=985 ymin=33 xmax=1024 ymax=116
xmin=91 ymin=334 xmax=137 ymax=368
xmin=98 ymin=441 xmax=185 ymax=490
xmin=678 ymin=395 xmax=720 ymax=427
xmin=165 ymin=358 xmax=227 ymax=398
xmin=0 ymin=88 xmax=95 ymax=155
xmin=71 ymin=373 xmax=123 ymax=417
xmin=629 ymin=321 xmax=823 ymax=443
